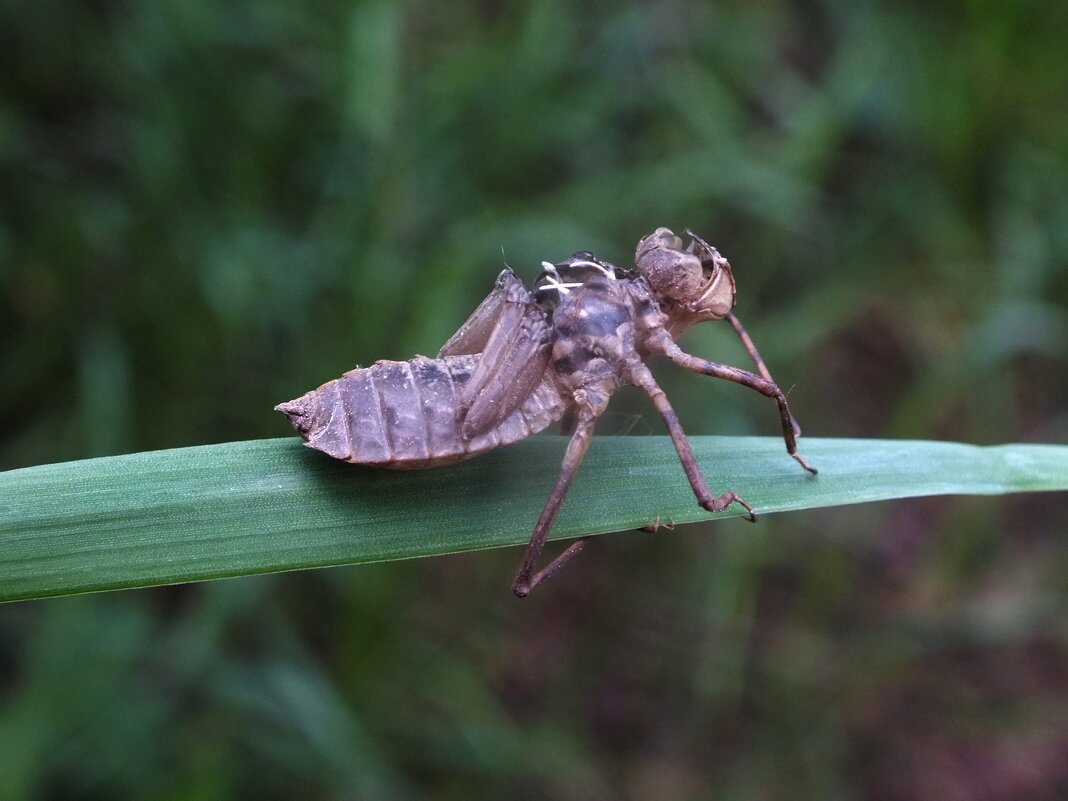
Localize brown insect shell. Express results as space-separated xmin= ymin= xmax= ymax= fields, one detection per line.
xmin=635 ymin=227 xmax=737 ymax=322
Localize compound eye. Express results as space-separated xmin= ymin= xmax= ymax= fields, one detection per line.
xmin=635 ymin=236 xmax=704 ymax=301
xmin=637 ymin=227 xmax=683 ymax=258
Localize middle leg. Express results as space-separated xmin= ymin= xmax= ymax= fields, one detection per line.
xmin=628 ymin=360 xmax=756 ymax=521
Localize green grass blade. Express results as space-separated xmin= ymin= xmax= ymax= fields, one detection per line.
xmin=2 ymin=437 xmax=1066 ymax=602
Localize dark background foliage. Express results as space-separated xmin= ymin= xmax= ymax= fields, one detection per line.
xmin=2 ymin=1 xmax=1067 ymax=798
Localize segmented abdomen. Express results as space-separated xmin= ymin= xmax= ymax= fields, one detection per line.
xmin=276 ymin=355 xmax=567 ymax=469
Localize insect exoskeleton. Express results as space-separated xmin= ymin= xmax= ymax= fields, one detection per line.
xmin=278 ymin=227 xmax=816 ymax=596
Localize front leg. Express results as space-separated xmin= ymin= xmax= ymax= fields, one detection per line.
xmin=648 ymin=330 xmax=817 ymax=475
xmin=725 ymin=312 xmax=801 ymax=437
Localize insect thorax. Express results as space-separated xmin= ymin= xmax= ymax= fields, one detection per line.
xmin=545 ymin=283 xmax=637 ymax=413
xmin=532 ymin=252 xmax=628 ymax=313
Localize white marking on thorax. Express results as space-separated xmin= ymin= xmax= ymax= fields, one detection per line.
xmin=539 ymin=262 xmax=582 ymax=295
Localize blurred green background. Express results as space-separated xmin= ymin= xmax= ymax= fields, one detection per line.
xmin=3 ymin=1 xmax=1068 ymax=798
